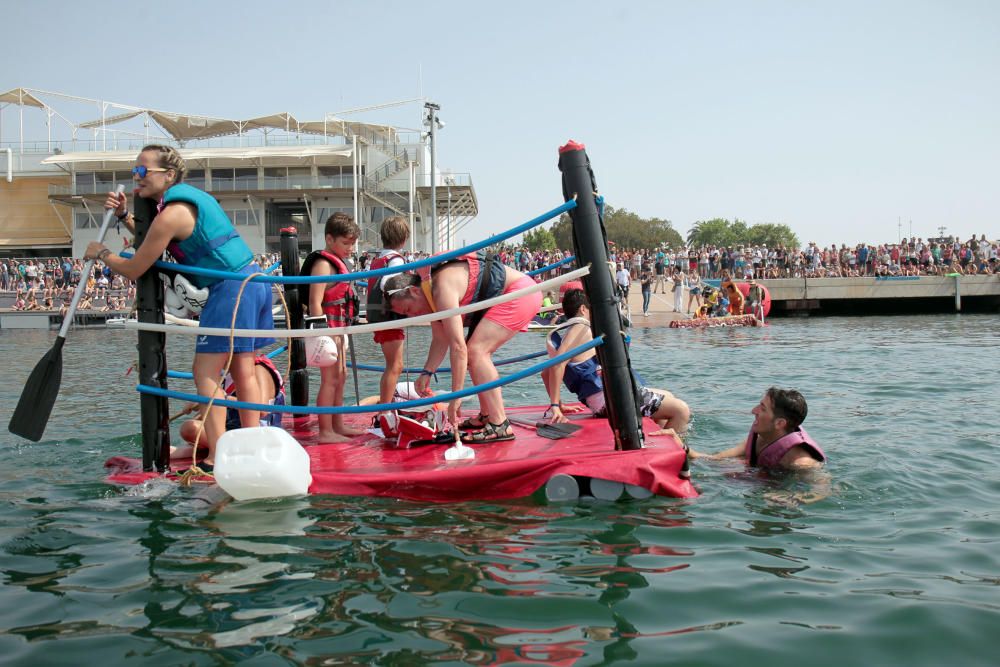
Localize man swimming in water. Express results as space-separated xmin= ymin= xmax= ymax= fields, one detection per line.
xmin=691 ymin=387 xmax=825 ymax=470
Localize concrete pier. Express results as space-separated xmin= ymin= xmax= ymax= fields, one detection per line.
xmin=763 ymin=274 xmax=1000 ymax=316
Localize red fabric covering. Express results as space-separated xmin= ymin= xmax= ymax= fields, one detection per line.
xmin=105 ymin=405 xmax=698 ymax=501
xmin=735 ymin=281 xmax=771 ymax=317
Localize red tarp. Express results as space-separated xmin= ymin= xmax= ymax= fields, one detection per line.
xmin=105 ymin=405 xmax=697 ymax=501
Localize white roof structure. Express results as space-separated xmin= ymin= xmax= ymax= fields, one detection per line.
xmin=41 ymin=145 xmax=354 ymax=167
xmin=0 ymin=87 xmax=400 ymax=145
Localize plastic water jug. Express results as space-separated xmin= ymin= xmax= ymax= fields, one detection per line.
xmin=214 ymin=427 xmax=312 ymax=501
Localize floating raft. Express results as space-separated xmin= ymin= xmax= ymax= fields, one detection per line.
xmin=104 ymin=404 xmax=697 ymax=501
xmin=669 ymin=314 xmax=762 ymax=329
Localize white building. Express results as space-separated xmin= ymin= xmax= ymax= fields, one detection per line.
xmin=0 ymin=87 xmax=478 ymax=258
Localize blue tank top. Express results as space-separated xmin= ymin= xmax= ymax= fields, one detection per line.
xmin=548 ymin=321 xmax=603 ymax=401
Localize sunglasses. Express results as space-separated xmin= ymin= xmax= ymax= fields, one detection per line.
xmin=132 ymin=166 xmax=170 ymax=178
xmin=383 ymin=287 xmax=409 ymax=298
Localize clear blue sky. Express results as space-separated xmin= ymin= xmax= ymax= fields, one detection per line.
xmin=6 ymin=0 xmax=998 ymax=247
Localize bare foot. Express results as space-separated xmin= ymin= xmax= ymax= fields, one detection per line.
xmin=317 ymin=429 xmax=357 ymax=443
xmin=335 ymin=425 xmax=367 ymax=437
xmin=649 ymin=427 xmax=683 ymax=441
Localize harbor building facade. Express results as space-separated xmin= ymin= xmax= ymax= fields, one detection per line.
xmin=0 ymin=88 xmax=477 ymax=258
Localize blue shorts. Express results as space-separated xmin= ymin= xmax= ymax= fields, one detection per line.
xmin=197 ymin=264 xmax=276 ymax=354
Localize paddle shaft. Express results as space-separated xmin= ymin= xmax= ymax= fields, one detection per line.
xmin=58 ymin=184 xmax=126 ymax=338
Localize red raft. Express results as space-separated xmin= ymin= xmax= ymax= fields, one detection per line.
xmin=104 ymin=404 xmax=697 ymax=501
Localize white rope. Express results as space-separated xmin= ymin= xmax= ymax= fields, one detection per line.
xmin=126 ymin=266 xmax=592 ymax=338
xmin=164 ymin=313 xmax=200 ymax=327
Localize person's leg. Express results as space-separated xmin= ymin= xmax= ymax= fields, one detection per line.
xmin=648 ymin=388 xmax=691 ymax=436
xmin=329 ymin=336 xmax=365 ymax=438
xmin=191 ymin=352 xmax=229 ymax=464
xmin=466 ymin=319 xmax=518 ymax=428
xmin=226 ymin=352 xmax=261 ymax=428
xmin=379 ymin=338 xmax=405 ymax=405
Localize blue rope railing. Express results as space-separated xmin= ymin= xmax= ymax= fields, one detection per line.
xmin=166 ymin=345 xmax=287 ymax=380
xmin=138 ymin=336 xmax=603 ymax=415
xmin=526 ymin=255 xmax=575 ymax=277
xmin=122 ymin=200 xmax=577 ymax=285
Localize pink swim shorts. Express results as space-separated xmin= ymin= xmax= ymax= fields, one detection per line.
xmin=482 ymin=275 xmax=542 ymax=332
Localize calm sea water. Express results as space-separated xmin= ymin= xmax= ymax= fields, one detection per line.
xmin=1 ymin=315 xmax=998 ymax=666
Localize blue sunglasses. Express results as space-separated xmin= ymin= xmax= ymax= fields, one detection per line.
xmin=132 ymin=166 xmax=170 ymax=178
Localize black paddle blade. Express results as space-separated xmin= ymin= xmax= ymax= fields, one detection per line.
xmin=8 ymin=337 xmax=65 ymax=442
xmin=535 ymin=423 xmax=583 ymax=440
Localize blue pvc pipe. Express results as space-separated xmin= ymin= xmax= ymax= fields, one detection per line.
xmin=166 ymin=345 xmax=288 ymax=380
xmin=138 ymin=336 xmax=603 ymax=415
xmin=119 ymin=200 xmax=577 ymax=285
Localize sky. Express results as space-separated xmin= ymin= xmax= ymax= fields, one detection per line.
xmin=5 ymin=0 xmax=999 ymax=247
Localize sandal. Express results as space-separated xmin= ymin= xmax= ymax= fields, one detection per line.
xmin=461 ymin=419 xmax=515 ymax=444
xmin=457 ymin=413 xmax=489 ymax=431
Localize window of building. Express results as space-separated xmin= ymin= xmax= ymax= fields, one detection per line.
xmin=234 ymin=168 xmax=258 ymax=190
xmin=263 ymin=167 xmax=286 ymax=189
xmin=74 ymin=211 xmax=98 ymax=229
xmin=288 ymin=167 xmax=312 ymax=189
xmin=186 ymin=169 xmax=206 ymax=190
xmin=223 ymin=209 xmax=256 ymax=226
xmin=211 ymin=168 xmax=234 ymax=191
xmin=74 ymin=172 xmax=94 ymax=194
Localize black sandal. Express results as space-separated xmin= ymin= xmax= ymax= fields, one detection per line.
xmin=458 ymin=413 xmax=489 ymax=431
xmin=461 ymin=419 xmax=515 ymax=444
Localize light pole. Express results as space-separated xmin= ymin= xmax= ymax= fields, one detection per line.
xmin=424 ymin=102 xmax=443 ymax=253
xmin=445 ymin=174 xmax=455 ymax=251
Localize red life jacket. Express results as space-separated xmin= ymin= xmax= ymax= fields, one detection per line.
xmin=222 ymin=355 xmax=284 ymax=400
xmin=300 ymin=250 xmax=359 ymax=326
xmin=416 ymin=251 xmax=484 ymax=308
xmin=366 ymin=251 xmax=405 ymax=324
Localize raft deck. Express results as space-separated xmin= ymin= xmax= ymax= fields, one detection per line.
xmin=104 ymin=404 xmax=697 ymax=501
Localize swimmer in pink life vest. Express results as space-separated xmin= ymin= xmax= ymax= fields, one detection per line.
xmin=691 ymin=387 xmax=826 ymax=471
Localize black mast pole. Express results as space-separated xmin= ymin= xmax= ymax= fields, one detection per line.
xmin=280 ymin=227 xmax=309 ymax=407
xmin=558 ymin=141 xmax=644 ymax=451
xmin=133 ymin=195 xmax=171 ymax=471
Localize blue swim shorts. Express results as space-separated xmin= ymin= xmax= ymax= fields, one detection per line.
xmin=196 ymin=264 xmax=276 ymax=354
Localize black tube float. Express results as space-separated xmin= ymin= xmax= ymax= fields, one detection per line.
xmin=279 ymin=227 xmax=309 ymax=407
xmin=558 ymin=141 xmax=644 ymax=452
xmin=134 ymin=195 xmax=171 ymax=472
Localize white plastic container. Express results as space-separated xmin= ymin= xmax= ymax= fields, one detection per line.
xmin=214 ymin=427 xmax=312 ymax=501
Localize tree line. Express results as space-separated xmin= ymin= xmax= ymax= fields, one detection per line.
xmin=519 ymin=207 xmax=799 ymax=252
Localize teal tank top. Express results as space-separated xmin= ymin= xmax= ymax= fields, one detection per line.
xmin=163 ymin=183 xmax=253 ymax=288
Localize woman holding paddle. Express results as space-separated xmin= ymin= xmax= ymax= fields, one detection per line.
xmin=83 ymin=145 xmax=274 ymax=473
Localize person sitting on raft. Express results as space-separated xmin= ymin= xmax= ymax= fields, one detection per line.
xmin=691 ymin=387 xmax=826 ymax=470
xmin=177 ymin=355 xmax=284 ymax=451
xmin=720 ymin=274 xmax=744 ymax=315
xmin=382 ymin=251 xmax=542 ymax=443
xmin=86 ymin=144 xmax=274 ymax=474
xmin=540 ymin=288 xmax=691 ymax=438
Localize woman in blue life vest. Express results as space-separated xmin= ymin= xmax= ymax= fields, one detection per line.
xmin=84 ymin=144 xmax=274 ymax=473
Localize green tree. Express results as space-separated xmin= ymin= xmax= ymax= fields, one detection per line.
xmin=522 ymin=226 xmax=557 ymax=251
xmin=746 ymin=223 xmax=799 ymax=249
xmin=536 ymin=205 xmax=684 ymax=253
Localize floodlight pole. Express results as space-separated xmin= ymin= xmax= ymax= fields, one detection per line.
xmin=425 ymin=101 xmax=440 ymax=253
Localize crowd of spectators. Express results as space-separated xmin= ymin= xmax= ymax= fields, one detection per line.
xmin=1 ymin=257 xmax=135 ymax=313
xmin=602 ymin=235 xmax=998 ymax=282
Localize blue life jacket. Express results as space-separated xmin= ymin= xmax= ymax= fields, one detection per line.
xmin=163 ymin=183 xmax=253 ymax=288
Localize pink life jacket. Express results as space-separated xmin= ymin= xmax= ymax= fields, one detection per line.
xmin=745 ymin=426 xmax=826 ymax=468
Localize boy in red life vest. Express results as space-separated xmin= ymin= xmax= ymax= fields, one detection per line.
xmin=367 ymin=216 xmax=410 ymax=427
xmin=691 ymin=387 xmax=826 ymax=471
xmin=303 ymin=212 xmax=365 ymax=442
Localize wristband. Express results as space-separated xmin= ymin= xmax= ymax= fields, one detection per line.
xmin=550 ymin=403 xmax=560 ymax=407
xmin=419 ymin=369 xmax=435 ymax=377
xmin=116 ymin=209 xmax=129 ymax=221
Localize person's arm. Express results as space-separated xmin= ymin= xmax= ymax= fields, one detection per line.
xmin=308 ymin=259 xmax=331 ymax=318
xmin=105 ymin=191 xmax=136 ymax=235
xmin=84 ymin=203 xmax=196 ymax=280
xmin=427 ymin=277 xmax=467 ymax=423
xmin=689 ymin=441 xmax=746 ymax=460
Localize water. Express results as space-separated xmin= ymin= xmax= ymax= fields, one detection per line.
xmin=1 ymin=315 xmax=998 ymax=665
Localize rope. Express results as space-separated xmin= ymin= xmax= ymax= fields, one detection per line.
xmin=126 ymin=266 xmax=591 ymax=339
xmin=138 ymin=336 xmax=605 ymax=416
xmin=346 ymin=350 xmax=547 ymax=375
xmin=182 ymin=270 xmax=262 ymax=485
xmin=118 ymin=200 xmax=577 ymax=286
